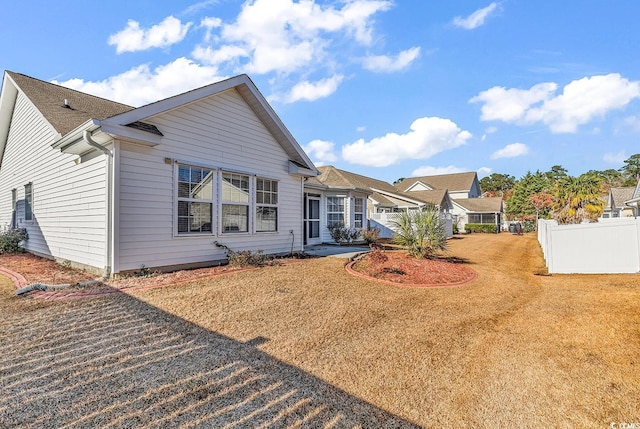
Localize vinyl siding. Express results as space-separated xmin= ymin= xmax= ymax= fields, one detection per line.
xmin=115 ymin=88 xmax=304 ymax=272
xmin=0 ymin=92 xmax=107 ymax=269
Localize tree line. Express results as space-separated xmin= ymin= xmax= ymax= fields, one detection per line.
xmin=480 ymin=154 xmax=640 ymax=225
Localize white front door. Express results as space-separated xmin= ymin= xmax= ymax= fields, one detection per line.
xmin=305 ymin=197 xmax=321 ymax=245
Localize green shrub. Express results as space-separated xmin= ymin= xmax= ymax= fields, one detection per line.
xmin=0 ymin=228 xmax=28 ymax=254
xmin=391 ymin=207 xmax=448 ymax=259
xmin=464 ymin=223 xmax=498 ymax=233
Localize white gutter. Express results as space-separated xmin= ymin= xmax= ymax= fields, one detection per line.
xmin=83 ymin=130 xmax=113 ymax=279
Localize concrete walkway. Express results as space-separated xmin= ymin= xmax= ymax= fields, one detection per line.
xmin=304 ymin=244 xmax=370 ymax=260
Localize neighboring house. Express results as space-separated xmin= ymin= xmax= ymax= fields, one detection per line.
xmin=304 ymin=166 xmax=453 ymax=242
xmin=602 ymin=185 xmax=638 ymax=218
xmin=396 ymin=172 xmax=503 ymax=232
xmin=625 ymin=180 xmax=640 ymax=217
xmin=0 ymin=71 xmax=317 ymax=276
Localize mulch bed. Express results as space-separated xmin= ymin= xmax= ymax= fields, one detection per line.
xmin=348 ymin=250 xmax=477 ymax=287
xmin=0 ymin=252 xmax=296 ymax=292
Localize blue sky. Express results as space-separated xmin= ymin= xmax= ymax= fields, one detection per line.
xmin=2 ymin=0 xmax=640 ymax=183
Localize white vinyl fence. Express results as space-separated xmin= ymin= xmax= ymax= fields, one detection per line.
xmin=538 ymin=218 xmax=640 ymax=274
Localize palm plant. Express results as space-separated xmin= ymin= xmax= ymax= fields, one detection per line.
xmin=552 ymin=175 xmax=604 ymax=224
xmin=391 ymin=206 xmax=448 ymax=258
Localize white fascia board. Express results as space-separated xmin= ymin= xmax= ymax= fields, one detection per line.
xmin=99 ymin=122 xmax=162 ymax=146
xmin=371 ymin=188 xmax=423 ymax=205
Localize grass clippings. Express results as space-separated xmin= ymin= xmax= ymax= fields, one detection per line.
xmin=1 ymin=233 xmax=640 ymax=427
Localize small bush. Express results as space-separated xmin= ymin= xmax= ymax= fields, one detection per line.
xmin=523 ymin=220 xmax=536 ymax=233
xmin=0 ymin=228 xmax=28 ymax=254
xmin=360 ymin=227 xmax=381 ymax=244
xmin=464 ymin=223 xmax=498 ymax=234
xmin=214 ymin=242 xmax=279 ymax=268
xmin=327 ymin=223 xmax=360 ymax=244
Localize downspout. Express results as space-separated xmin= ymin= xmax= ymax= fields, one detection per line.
xmin=83 ymin=130 xmax=113 ymax=279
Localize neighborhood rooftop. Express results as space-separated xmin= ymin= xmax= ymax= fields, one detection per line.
xmin=395 ymin=172 xmax=478 ymax=193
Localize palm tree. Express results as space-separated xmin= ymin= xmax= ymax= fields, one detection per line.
xmin=391 ymin=206 xmax=448 ymax=258
xmin=552 ymin=175 xmax=604 ymax=224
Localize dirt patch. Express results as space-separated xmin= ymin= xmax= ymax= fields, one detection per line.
xmin=348 ymin=250 xmax=477 ymax=287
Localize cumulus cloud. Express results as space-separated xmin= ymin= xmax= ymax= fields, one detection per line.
xmin=477 ymin=167 xmax=493 ymax=178
xmin=471 ymin=74 xmax=640 ymax=133
xmin=303 ymin=139 xmax=338 ymax=164
xmin=490 ymin=142 xmax=529 ymax=159
xmin=108 ymin=16 xmax=192 ymax=53
xmin=453 ymin=2 xmax=499 ymax=30
xmin=196 ymin=0 xmax=393 ymax=75
xmin=411 ymin=165 xmax=466 ymax=176
xmin=54 ymin=58 xmax=225 ymax=106
xmin=342 ymin=117 xmax=472 ymax=167
xmin=603 ymin=151 xmax=627 ymax=164
xmin=362 ymin=47 xmax=421 ymax=72
xmin=279 ymin=75 xmax=344 ymax=103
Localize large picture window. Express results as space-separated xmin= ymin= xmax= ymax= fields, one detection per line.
xmin=24 ymin=183 xmax=33 ymax=221
xmin=177 ymin=165 xmax=213 ymax=234
xmin=327 ymin=196 xmax=344 ymax=227
xmin=256 ymin=178 xmax=278 ymax=232
xmin=221 ymin=172 xmax=249 ymax=233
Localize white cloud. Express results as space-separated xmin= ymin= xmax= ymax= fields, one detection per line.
xmin=411 ymin=165 xmax=466 ymax=176
xmin=342 ymin=117 xmax=472 ymax=167
xmin=471 ymin=74 xmax=640 ymax=133
xmin=204 ymin=0 xmax=392 ymax=75
xmin=477 ymin=167 xmax=492 ymax=178
xmin=280 ymin=75 xmax=344 ymax=103
xmin=54 ymin=58 xmax=225 ymax=106
xmin=453 ymin=2 xmax=499 ymax=30
xmin=108 ymin=16 xmax=192 ymax=53
xmin=481 ymin=125 xmax=498 ymax=141
xmin=303 ymin=139 xmax=337 ymax=164
xmin=362 ymin=47 xmax=421 ymax=73
xmin=490 ymin=142 xmax=529 ymax=159
xmin=356 ymin=126 xmax=366 ymax=132
xmin=603 ymin=151 xmax=627 ymax=164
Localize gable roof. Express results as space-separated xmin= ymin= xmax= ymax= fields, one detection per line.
xmin=308 ymin=166 xmax=451 ymax=208
xmin=307 ymin=165 xmax=394 ymax=193
xmin=396 ymin=172 xmax=478 ymax=193
xmin=608 ymin=187 xmax=636 ymax=209
xmin=454 ymin=197 xmax=503 ymax=213
xmin=0 ymin=71 xmax=316 ymax=174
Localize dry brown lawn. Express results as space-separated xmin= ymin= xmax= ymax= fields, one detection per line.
xmin=1 ymin=233 xmax=639 ymax=427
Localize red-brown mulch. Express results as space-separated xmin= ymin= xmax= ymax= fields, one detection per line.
xmin=347 ymin=250 xmax=477 ymax=288
xmin=0 ymin=253 xmax=97 ymax=285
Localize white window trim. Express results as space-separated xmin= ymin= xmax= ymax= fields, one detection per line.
xmin=24 ymin=183 xmax=33 ymax=222
xmin=353 ymin=197 xmax=365 ymax=229
xmin=255 ymin=177 xmax=279 ymax=233
xmin=326 ymin=195 xmax=345 ymax=227
xmin=174 ymin=163 xmax=216 ymax=237
xmin=219 ymin=170 xmax=252 ymax=235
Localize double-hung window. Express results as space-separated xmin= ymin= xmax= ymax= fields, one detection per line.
xmin=354 ymin=197 xmax=364 ymax=228
xmin=177 ymin=165 xmax=214 ymax=234
xmin=256 ymin=178 xmax=278 ymax=232
xmin=327 ymin=196 xmax=344 ymax=227
xmin=24 ymin=183 xmax=33 ymax=221
xmin=221 ymin=172 xmax=250 ymax=233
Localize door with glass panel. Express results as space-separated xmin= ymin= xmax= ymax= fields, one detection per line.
xmin=305 ymin=196 xmax=321 ymax=245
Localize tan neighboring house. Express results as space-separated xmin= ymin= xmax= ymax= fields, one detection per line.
xmin=602 ymin=183 xmax=640 ymax=218
xmin=304 ymin=166 xmax=453 ymax=242
xmin=396 ymin=172 xmax=503 ymax=232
